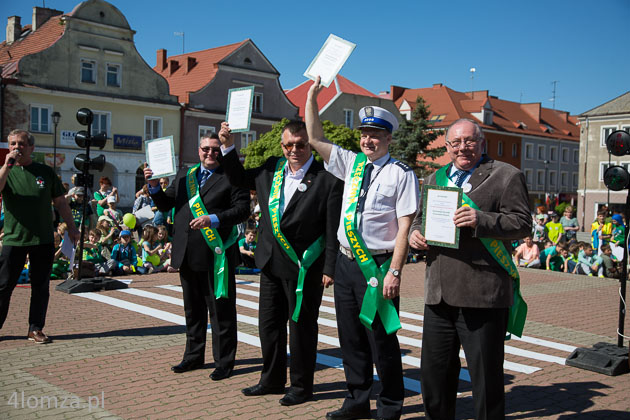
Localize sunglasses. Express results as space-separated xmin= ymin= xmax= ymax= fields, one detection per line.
xmin=281 ymin=142 xmax=308 ymax=152
xmin=200 ymin=146 xmax=221 ymax=154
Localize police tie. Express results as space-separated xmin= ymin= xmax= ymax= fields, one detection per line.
xmin=453 ymin=169 xmax=468 ymax=187
xmin=357 ymin=163 xmax=374 ymax=214
xmin=198 ymin=169 xmax=210 ymax=188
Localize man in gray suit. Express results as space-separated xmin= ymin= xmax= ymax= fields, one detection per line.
xmin=409 ymin=118 xmax=531 ymax=420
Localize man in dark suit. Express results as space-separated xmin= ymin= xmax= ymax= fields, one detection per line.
xmin=409 ymin=118 xmax=531 ymax=420
xmin=144 ymin=132 xmax=249 ymax=381
xmin=217 ymin=120 xmax=342 ymax=407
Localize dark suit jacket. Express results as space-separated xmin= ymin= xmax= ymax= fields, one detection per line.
xmin=411 ymin=157 xmax=531 ymax=308
xmin=151 ymin=165 xmax=250 ymax=271
xmin=218 ymin=150 xmax=342 ymax=277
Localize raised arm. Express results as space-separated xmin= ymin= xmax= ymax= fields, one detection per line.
xmin=305 ymin=76 xmax=333 ymax=163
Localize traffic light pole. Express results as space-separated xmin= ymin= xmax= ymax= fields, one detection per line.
xmin=618 ymin=189 xmax=629 ymax=347
xmin=75 ymin=124 xmax=91 ymax=281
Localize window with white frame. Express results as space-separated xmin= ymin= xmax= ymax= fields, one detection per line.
xmin=525 ymin=143 xmax=533 ymax=160
xmin=549 ymin=171 xmax=557 ymax=188
xmin=524 ymin=169 xmax=533 ymax=188
xmin=81 ymin=58 xmax=96 ymax=83
xmin=198 ymin=125 xmax=216 ymax=142
xmin=601 ymin=126 xmax=617 ymax=147
xmin=549 ymin=146 xmax=557 ymax=162
xmin=30 ymin=104 xmax=52 ymax=133
xmin=600 ymin=161 xmax=615 ymax=181
xmin=512 ymin=143 xmax=518 ymax=158
xmin=623 ymin=125 xmax=630 ymax=134
xmin=562 ymin=147 xmax=569 ymax=163
xmin=106 ymin=63 xmax=121 ymax=87
xmin=561 ymin=171 xmax=568 ymax=189
xmin=144 ymin=116 xmax=162 ymax=140
xmin=572 ymin=172 xmax=578 ymax=189
xmin=241 ymin=131 xmax=256 ymax=149
xmin=536 ymin=170 xmax=545 ymax=188
xmin=344 ymin=109 xmax=354 ymax=129
xmin=91 ymin=111 xmax=111 ymax=137
xmin=573 ymin=149 xmax=579 ymax=164
xmin=497 ymin=140 xmax=503 ymax=157
xmin=253 ymin=93 xmax=263 ymax=113
xmin=537 ymin=144 xmax=545 ymax=160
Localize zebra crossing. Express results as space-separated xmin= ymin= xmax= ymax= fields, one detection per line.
xmin=74 ymin=278 xmax=576 ymax=393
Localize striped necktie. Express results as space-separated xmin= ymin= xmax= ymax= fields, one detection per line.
xmin=453 ymin=169 xmax=468 ymax=187
xmin=198 ymin=169 xmax=210 ymax=187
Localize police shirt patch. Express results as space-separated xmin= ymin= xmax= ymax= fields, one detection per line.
xmin=394 ymin=161 xmax=412 ymax=172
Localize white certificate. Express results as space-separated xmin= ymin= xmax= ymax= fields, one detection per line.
xmin=422 ymin=185 xmax=462 ymax=248
xmin=304 ymin=34 xmax=356 ymax=88
xmin=226 ymin=86 xmax=254 ymax=133
xmin=145 ymin=135 xmax=176 ymax=179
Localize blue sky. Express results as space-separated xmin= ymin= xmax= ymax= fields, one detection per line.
xmin=3 ymin=0 xmax=629 ymax=115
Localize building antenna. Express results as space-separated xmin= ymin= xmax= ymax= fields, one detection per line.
xmin=174 ymin=32 xmax=185 ymax=54
xmin=550 ymin=80 xmax=559 ymax=110
xmin=470 ymin=67 xmax=476 ymax=99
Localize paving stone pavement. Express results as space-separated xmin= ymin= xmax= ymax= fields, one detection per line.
xmin=0 ymin=262 xmax=628 ymax=419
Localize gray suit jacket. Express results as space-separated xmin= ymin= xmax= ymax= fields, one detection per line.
xmin=411 ymin=157 xmax=531 ymax=308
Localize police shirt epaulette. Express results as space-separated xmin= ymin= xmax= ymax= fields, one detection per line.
xmin=394 ymin=160 xmax=412 ymax=172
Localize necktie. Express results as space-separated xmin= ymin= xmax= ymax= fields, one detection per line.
xmin=357 ymin=163 xmax=374 ymax=214
xmin=198 ymin=169 xmax=210 ymax=187
xmin=453 ymin=169 xmax=468 ymax=187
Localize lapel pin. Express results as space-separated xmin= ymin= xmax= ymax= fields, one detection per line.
xmin=298 ymin=183 xmax=307 ymax=192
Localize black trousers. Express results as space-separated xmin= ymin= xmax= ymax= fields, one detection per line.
xmin=258 ymin=256 xmax=324 ymax=396
xmin=0 ymin=243 xmax=55 ymax=332
xmin=334 ymin=251 xmax=404 ymax=419
xmin=178 ymin=257 xmax=237 ymax=371
xmin=421 ymin=300 xmax=508 ymax=420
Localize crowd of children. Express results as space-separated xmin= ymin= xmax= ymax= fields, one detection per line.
xmin=514 ymin=205 xmax=626 ymax=279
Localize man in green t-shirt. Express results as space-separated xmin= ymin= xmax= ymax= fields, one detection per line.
xmin=0 ymin=130 xmax=79 ymax=344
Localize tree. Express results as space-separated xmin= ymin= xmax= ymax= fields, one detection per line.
xmin=390 ymin=96 xmax=446 ymax=178
xmin=242 ymin=118 xmax=360 ymax=168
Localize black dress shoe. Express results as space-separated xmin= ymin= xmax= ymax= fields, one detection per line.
xmin=209 ymin=367 xmax=232 ymax=381
xmin=241 ymin=383 xmax=285 ymax=396
xmin=325 ymin=406 xmax=371 ymax=420
xmin=171 ymin=360 xmax=203 ymax=373
xmin=279 ymin=392 xmax=313 ymax=406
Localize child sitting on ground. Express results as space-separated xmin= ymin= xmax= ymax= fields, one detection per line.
xmin=577 ymin=242 xmax=603 ymax=277
xmin=110 ymin=230 xmax=138 ymax=275
xmin=566 ymin=242 xmax=581 ymax=274
xmin=156 ymin=225 xmax=176 ymax=272
xmin=239 ymin=228 xmax=258 ymax=268
xmin=599 ymin=244 xmax=619 ymax=279
xmin=83 ymin=229 xmax=115 ymax=276
xmin=545 ymin=242 xmax=566 ymax=272
xmin=141 ymin=225 xmax=163 ymax=274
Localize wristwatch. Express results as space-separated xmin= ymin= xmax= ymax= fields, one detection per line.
xmin=388 ymin=268 xmax=401 ymax=278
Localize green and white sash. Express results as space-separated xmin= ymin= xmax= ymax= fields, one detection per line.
xmin=435 ymin=165 xmax=527 ymax=337
xmin=344 ymin=153 xmax=401 ymax=335
xmin=269 ymin=158 xmax=326 ymax=322
xmin=186 ymin=164 xmax=238 ymax=299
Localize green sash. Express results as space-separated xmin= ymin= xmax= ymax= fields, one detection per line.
xmin=344 ymin=153 xmax=401 ymax=335
xmin=186 ymin=164 xmax=239 ymax=299
xmin=269 ymin=158 xmax=326 ymax=322
xmin=435 ymin=165 xmax=527 ymax=337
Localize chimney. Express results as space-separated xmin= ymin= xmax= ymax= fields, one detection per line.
xmin=169 ymin=59 xmax=179 ymax=75
xmin=185 ymin=56 xmax=196 ymax=73
xmin=157 ymin=49 xmax=167 ymax=71
xmin=6 ymin=16 xmax=21 ymax=44
xmin=32 ymin=7 xmax=62 ymax=31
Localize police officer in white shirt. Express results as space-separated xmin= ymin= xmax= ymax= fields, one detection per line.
xmin=306 ymin=77 xmax=419 ymax=420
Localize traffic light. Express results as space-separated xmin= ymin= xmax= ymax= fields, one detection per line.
xmin=603 ymin=130 xmax=630 ymax=190
xmin=73 ymin=108 xmax=107 ymax=173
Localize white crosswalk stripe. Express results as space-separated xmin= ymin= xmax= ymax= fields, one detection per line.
xmin=74 ymin=278 xmax=576 ymax=393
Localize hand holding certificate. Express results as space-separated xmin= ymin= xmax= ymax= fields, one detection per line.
xmin=226 ymin=86 xmax=254 ymax=133
xmin=304 ymin=34 xmax=356 ymax=88
xmin=145 ymin=135 xmax=176 ymax=180
xmin=421 ymin=185 xmax=462 ymax=248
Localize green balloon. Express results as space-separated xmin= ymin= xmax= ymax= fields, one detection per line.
xmin=123 ymin=213 xmax=136 ymax=229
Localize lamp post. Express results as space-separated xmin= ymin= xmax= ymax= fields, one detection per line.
xmin=51 ymin=111 xmax=61 ymax=174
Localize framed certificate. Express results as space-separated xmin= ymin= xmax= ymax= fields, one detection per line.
xmin=145 ymin=135 xmax=176 ymax=180
xmin=421 ymin=185 xmax=462 ymax=248
xmin=304 ymin=34 xmax=356 ymax=88
xmin=226 ymin=86 xmax=255 ymax=133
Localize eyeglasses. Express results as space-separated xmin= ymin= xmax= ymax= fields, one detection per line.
xmin=200 ymin=146 xmax=221 ymax=154
xmin=446 ymin=138 xmax=479 ymax=150
xmin=281 ymin=142 xmax=308 ymax=152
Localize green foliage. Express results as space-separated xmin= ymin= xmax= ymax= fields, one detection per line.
xmin=241 ymin=118 xmax=360 ymax=168
xmin=554 ymin=201 xmax=570 ymax=215
xmin=391 ymin=96 xmax=446 ymax=178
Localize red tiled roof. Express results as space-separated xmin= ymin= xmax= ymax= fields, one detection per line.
xmin=0 ymin=15 xmax=66 ymax=77
xmin=153 ymin=40 xmax=248 ymax=103
xmin=286 ymin=75 xmax=377 ymax=118
xmin=394 ymin=83 xmax=579 ymax=141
